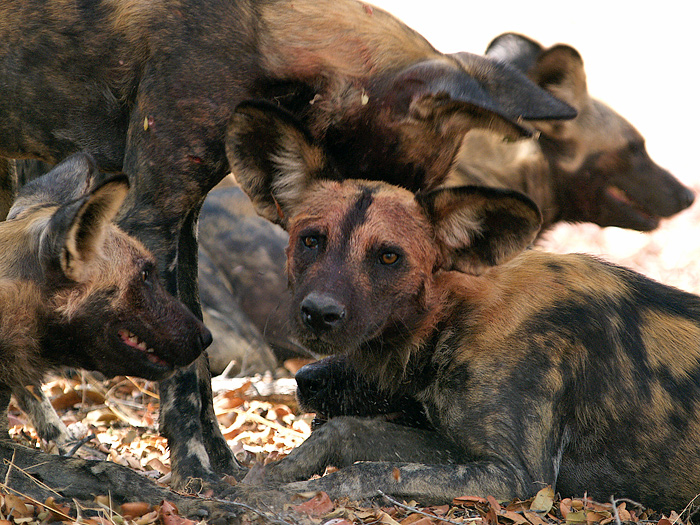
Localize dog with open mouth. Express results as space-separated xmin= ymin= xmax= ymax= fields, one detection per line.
xmin=1 ymin=153 xmax=211 ymax=444
xmin=0 ymin=153 xmax=249 ymax=520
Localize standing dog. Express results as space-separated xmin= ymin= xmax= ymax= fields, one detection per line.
xmin=229 ymin=103 xmax=700 ymax=513
xmin=449 ymin=33 xmax=694 ymax=232
xmin=0 ymin=0 xmax=575 ymax=488
xmin=0 ymin=153 xmax=241 ymax=519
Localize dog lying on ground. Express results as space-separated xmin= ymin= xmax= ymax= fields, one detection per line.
xmin=0 ymin=153 xmax=243 ymax=520
xmin=228 ymin=102 xmax=700 ymax=513
xmin=0 ymin=0 xmax=575 ymax=489
xmin=449 ymin=33 xmax=694 ymax=232
xmin=291 ymin=30 xmax=700 ymax=450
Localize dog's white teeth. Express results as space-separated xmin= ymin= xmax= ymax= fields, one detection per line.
xmin=119 ymin=330 xmax=153 ymax=354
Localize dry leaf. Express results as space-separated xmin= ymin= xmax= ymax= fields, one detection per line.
xmin=453 ymin=495 xmax=489 ymax=506
xmin=159 ymin=500 xmax=196 ymax=525
xmin=402 ymin=518 xmax=433 ymax=525
xmin=500 ymin=509 xmax=530 ymax=524
xmin=2 ymin=494 xmax=28 ymax=516
xmin=120 ymin=501 xmax=152 ymax=519
xmin=376 ymin=509 xmax=402 ymax=525
xmin=292 ymin=491 xmax=335 ymax=517
xmin=401 ymin=514 xmax=429 ymax=525
xmin=524 ymin=509 xmax=550 ymax=525
xmin=616 ymin=504 xmax=631 ymax=522
xmin=586 ymin=510 xmax=612 ymax=524
xmin=566 ymin=510 xmax=586 ymax=524
xmin=530 ymin=486 xmax=555 ymax=514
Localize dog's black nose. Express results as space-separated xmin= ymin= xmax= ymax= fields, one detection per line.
xmin=199 ymin=325 xmax=213 ymax=350
xmin=295 ymin=361 xmax=325 ymax=399
xmin=300 ymin=292 xmax=346 ymax=334
xmin=681 ymin=186 xmax=696 ymax=209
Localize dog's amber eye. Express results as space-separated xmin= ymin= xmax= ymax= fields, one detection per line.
xmin=380 ymin=252 xmax=399 ymax=265
xmin=142 ymin=268 xmax=151 ymax=282
xmin=302 ymin=235 xmax=319 ymax=249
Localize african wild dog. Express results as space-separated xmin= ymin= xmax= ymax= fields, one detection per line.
xmin=292 ymin=33 xmax=700 ymax=430
xmin=449 ymin=33 xmax=694 ymax=232
xmin=229 ymin=102 xmax=700 ymax=513
xmin=0 ymin=0 xmax=576 ymax=489
xmin=0 ymin=153 xmax=243 ymax=519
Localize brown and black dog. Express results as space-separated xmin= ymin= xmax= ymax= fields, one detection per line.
xmin=0 ymin=0 xmax=575 ymax=489
xmin=449 ymin=33 xmax=694 ymax=232
xmin=0 ymin=153 xmax=243 ymax=519
xmin=230 ymin=102 xmax=700 ymax=513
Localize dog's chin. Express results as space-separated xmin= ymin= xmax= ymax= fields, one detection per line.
xmin=296 ymin=332 xmax=359 ymax=357
xmin=602 ymin=185 xmax=661 ymax=231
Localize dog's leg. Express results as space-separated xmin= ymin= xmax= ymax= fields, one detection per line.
xmin=179 ymin=204 xmax=241 ymax=478
xmin=253 ymin=416 xmax=537 ymax=506
xmin=118 ymin=93 xmax=243 ymax=490
xmin=10 ymin=383 xmax=74 ymax=446
xmin=259 ymin=416 xmax=463 ymax=484
xmin=156 ymin=204 xmax=244 ymax=491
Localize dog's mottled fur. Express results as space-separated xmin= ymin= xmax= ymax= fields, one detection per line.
xmin=0 ymin=0 xmax=575 ymax=488
xmin=230 ymin=103 xmax=700 ymax=513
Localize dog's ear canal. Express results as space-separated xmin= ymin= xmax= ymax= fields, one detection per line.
xmin=417 ymin=186 xmax=542 ymax=275
xmin=42 ymin=175 xmax=129 ymax=282
xmin=226 ymin=101 xmax=332 ymax=227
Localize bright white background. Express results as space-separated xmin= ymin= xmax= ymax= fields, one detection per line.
xmin=369 ymin=1 xmax=698 ymax=186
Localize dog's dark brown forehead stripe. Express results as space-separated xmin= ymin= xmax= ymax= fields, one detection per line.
xmin=338 ymin=186 xmax=376 ymax=241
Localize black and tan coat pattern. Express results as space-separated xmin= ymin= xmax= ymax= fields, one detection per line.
xmin=0 ymin=154 xmax=242 ymax=519
xmin=229 ymin=103 xmax=700 ymax=513
xmin=449 ymin=33 xmax=694 ymax=232
xmin=0 ymin=0 xmax=575 ymax=489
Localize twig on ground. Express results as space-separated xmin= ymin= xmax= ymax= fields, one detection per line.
xmin=610 ymin=496 xmax=622 ymax=525
xmin=65 ymin=433 xmax=97 ymax=458
xmin=236 ymin=409 xmax=307 ymax=439
xmin=676 ymin=493 xmax=700 ymax=524
xmin=125 ymin=376 xmax=159 ymax=400
xmin=0 ymin=480 xmax=73 ymax=521
xmin=378 ymin=490 xmax=477 ymax=525
xmin=210 ymin=496 xmax=297 ymax=525
xmin=3 ymin=448 xmax=14 ymax=486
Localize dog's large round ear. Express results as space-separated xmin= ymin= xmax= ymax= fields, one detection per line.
xmin=42 ymin=175 xmax=129 ymax=282
xmin=529 ymin=45 xmax=588 ymax=111
xmin=226 ymin=100 xmax=333 ymax=226
xmin=484 ymin=32 xmax=544 ymax=74
xmin=8 ymin=153 xmax=107 ymax=220
xmin=417 ymin=186 xmax=542 ymax=274
xmin=366 ymin=54 xmax=577 ymax=192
